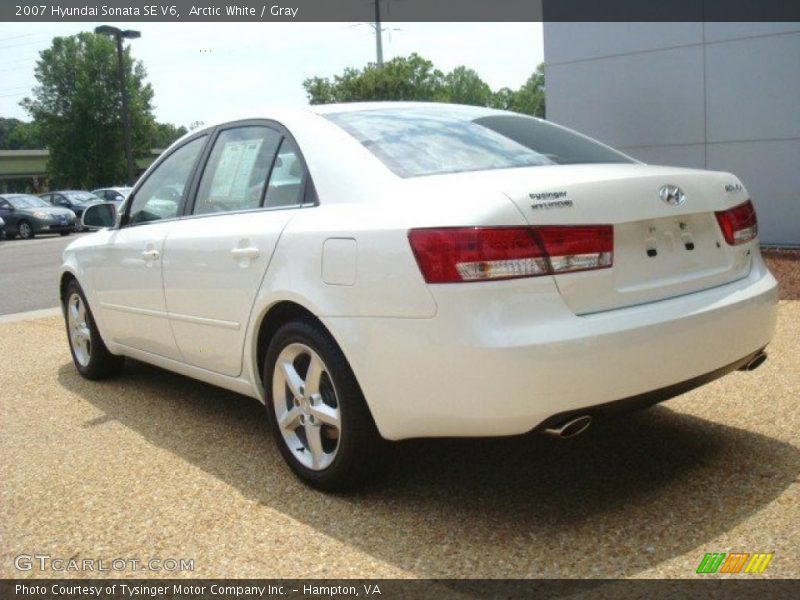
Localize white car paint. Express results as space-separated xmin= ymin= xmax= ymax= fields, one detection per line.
xmin=61 ymin=103 xmax=778 ymax=441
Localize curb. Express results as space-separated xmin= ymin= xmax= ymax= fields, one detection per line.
xmin=0 ymin=307 xmax=61 ymax=324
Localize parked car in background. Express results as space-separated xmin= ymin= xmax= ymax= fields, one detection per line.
xmin=61 ymin=104 xmax=777 ymax=490
xmin=0 ymin=215 xmax=5 ymax=239
xmin=41 ymin=191 xmax=102 ymax=231
xmin=0 ymin=193 xmax=75 ymax=239
xmin=91 ymin=187 xmax=133 ymax=207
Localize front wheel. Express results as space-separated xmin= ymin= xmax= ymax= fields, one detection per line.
xmin=64 ymin=280 xmax=124 ymax=379
xmin=60 ymin=231 xmax=71 ymax=236
xmin=264 ymin=319 xmax=386 ymax=491
xmin=17 ymin=220 xmax=34 ymax=239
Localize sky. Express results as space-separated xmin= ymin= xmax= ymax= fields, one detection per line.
xmin=0 ymin=22 xmax=543 ymax=127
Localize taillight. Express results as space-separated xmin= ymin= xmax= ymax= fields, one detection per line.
xmin=534 ymin=226 xmax=614 ymax=274
xmin=408 ymin=226 xmax=613 ymax=284
xmin=715 ymin=200 xmax=758 ymax=245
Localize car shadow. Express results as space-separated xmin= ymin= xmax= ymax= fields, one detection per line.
xmin=57 ymin=359 xmax=799 ymax=578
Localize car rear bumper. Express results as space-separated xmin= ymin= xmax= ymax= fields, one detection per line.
xmin=533 ymin=348 xmax=764 ymax=433
xmin=324 ymin=254 xmax=778 ymax=440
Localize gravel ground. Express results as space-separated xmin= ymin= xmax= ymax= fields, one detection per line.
xmin=0 ymin=301 xmax=797 ymax=580
xmin=764 ymin=249 xmax=800 ymax=300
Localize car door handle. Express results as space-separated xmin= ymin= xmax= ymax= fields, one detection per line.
xmin=141 ymin=249 xmax=160 ymax=260
xmin=230 ymin=247 xmax=260 ymax=260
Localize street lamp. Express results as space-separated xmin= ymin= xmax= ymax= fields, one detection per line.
xmin=95 ymin=25 xmax=141 ymax=186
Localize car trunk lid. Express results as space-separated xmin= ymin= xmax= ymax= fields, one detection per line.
xmin=496 ymin=164 xmax=754 ymax=314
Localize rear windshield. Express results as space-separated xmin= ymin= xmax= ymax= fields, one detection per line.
xmin=325 ymin=107 xmax=633 ymax=178
xmin=64 ymin=191 xmax=98 ymax=203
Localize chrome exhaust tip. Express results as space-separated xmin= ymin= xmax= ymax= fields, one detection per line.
xmin=741 ymin=352 xmax=767 ymax=372
xmin=544 ymin=415 xmax=592 ymax=439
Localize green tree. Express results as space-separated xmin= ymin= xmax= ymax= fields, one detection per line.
xmin=443 ymin=66 xmax=492 ymax=106
xmin=21 ymin=32 xmax=157 ymax=188
xmin=151 ymin=121 xmax=188 ymax=149
xmin=513 ymin=64 xmax=546 ymax=118
xmin=303 ymin=55 xmax=545 ymax=118
xmin=303 ymin=77 xmax=336 ymax=104
xmin=0 ymin=117 xmax=41 ymax=149
xmin=490 ymin=64 xmax=545 ymax=118
xmin=304 ymin=53 xmax=447 ymax=104
xmin=489 ymin=87 xmax=516 ymax=111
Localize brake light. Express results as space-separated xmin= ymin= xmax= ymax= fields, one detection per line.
xmin=715 ymin=200 xmax=758 ymax=245
xmin=408 ymin=226 xmax=613 ymax=283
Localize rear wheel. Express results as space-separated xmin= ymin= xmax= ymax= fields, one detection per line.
xmin=17 ymin=220 xmax=34 ymax=239
xmin=60 ymin=231 xmax=71 ymax=236
xmin=264 ymin=319 xmax=386 ymax=491
xmin=64 ymin=280 xmax=124 ymax=379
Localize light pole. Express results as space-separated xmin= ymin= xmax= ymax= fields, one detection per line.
xmin=374 ymin=0 xmax=383 ymax=67
xmin=95 ymin=25 xmax=141 ymax=186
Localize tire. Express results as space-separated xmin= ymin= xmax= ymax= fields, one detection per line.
xmin=63 ymin=279 xmax=124 ymax=380
xmin=264 ymin=318 xmax=386 ymax=491
xmin=60 ymin=231 xmax=71 ymax=236
xmin=17 ymin=220 xmax=34 ymax=240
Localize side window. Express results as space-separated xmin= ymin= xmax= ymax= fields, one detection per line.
xmin=264 ymin=138 xmax=307 ymax=209
xmin=0 ymin=199 xmax=10 ymax=210
xmin=193 ymin=126 xmax=281 ymax=216
xmin=40 ymin=194 xmax=52 ymax=204
xmin=128 ymin=136 xmax=206 ymax=225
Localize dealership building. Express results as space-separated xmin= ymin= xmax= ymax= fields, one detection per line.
xmin=543 ymin=22 xmax=799 ymax=246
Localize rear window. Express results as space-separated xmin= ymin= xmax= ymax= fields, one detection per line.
xmin=325 ymin=107 xmax=633 ymax=178
xmin=64 ymin=191 xmax=98 ymax=203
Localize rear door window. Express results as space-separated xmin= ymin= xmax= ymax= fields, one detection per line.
xmin=193 ymin=126 xmax=282 ymax=216
xmin=264 ymin=138 xmax=307 ymax=209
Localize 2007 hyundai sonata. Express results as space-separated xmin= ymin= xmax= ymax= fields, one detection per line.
xmin=61 ymin=103 xmax=778 ymax=489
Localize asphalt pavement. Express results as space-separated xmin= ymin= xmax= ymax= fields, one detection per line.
xmin=0 ymin=232 xmax=87 ymax=315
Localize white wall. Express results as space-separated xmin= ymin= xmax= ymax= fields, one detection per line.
xmin=544 ymin=22 xmax=800 ymax=246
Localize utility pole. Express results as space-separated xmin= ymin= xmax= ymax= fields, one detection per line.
xmin=95 ymin=25 xmax=141 ymax=186
xmin=374 ymin=0 xmax=383 ymax=67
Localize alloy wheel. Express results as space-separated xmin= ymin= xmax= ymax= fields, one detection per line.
xmin=272 ymin=343 xmax=341 ymax=471
xmin=18 ymin=222 xmax=32 ymax=239
xmin=67 ymin=292 xmax=91 ymax=367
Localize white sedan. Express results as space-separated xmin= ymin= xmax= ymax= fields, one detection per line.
xmin=61 ymin=103 xmax=778 ymax=490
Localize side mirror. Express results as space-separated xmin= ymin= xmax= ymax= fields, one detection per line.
xmin=82 ymin=202 xmax=118 ymax=229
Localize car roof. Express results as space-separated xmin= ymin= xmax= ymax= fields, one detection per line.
xmin=188 ymin=102 xmax=514 ymax=138
xmin=308 ymin=101 xmax=505 ymax=119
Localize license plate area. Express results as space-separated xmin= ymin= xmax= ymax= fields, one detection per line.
xmin=614 ymin=214 xmax=743 ymax=294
